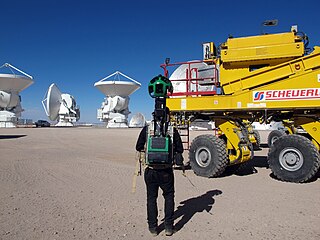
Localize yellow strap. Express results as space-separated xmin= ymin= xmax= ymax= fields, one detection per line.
xmin=131 ymin=152 xmax=144 ymax=193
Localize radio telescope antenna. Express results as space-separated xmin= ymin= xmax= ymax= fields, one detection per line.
xmin=129 ymin=112 xmax=146 ymax=128
xmin=0 ymin=63 xmax=34 ymax=128
xmin=42 ymin=83 xmax=80 ymax=127
xmin=94 ymin=71 xmax=141 ymax=128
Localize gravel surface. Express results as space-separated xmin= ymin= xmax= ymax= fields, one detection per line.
xmin=0 ymin=127 xmax=319 ymax=240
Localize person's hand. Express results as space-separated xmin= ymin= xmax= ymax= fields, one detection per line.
xmin=174 ymin=153 xmax=184 ymax=166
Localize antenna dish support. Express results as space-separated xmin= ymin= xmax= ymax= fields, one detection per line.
xmin=1 ymin=63 xmax=33 ymax=79
xmin=98 ymin=71 xmax=141 ymax=86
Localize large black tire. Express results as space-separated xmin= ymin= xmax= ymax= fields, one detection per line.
xmin=189 ymin=134 xmax=228 ymax=177
xmin=253 ymin=130 xmax=261 ymax=150
xmin=267 ymin=130 xmax=286 ymax=147
xmin=268 ymin=134 xmax=320 ymax=183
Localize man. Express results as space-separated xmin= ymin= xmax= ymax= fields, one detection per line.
xmin=135 ymin=111 xmax=184 ymax=236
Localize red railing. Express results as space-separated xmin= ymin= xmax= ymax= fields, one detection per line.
xmin=160 ymin=60 xmax=219 ymax=97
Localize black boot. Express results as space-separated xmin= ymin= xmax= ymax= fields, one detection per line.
xmin=149 ymin=227 xmax=158 ymax=237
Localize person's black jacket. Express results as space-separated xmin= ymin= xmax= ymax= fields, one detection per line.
xmin=135 ymin=126 xmax=184 ymax=154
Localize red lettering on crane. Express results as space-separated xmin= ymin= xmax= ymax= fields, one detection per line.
xmin=306 ymin=89 xmax=314 ymax=96
xmin=253 ymin=88 xmax=320 ymax=101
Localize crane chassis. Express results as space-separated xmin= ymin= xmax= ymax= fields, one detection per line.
xmin=163 ymin=26 xmax=320 ymax=183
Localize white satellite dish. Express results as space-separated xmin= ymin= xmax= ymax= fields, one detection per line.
xmin=95 ymin=81 xmax=141 ymax=97
xmin=129 ymin=113 xmax=146 ymax=128
xmin=94 ymin=71 xmax=141 ymax=128
xmin=44 ymin=83 xmax=62 ymax=121
xmin=0 ymin=73 xmax=33 ymax=92
xmin=170 ymin=61 xmax=215 ymax=96
xmin=94 ymin=71 xmax=141 ymax=97
xmin=0 ymin=63 xmax=34 ymax=128
xmin=42 ymin=83 xmax=80 ymax=127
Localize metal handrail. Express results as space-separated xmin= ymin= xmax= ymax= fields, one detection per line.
xmin=160 ymin=60 xmax=219 ymax=96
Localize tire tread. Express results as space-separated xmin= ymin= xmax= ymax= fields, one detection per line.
xmin=189 ymin=134 xmax=228 ymax=178
xmin=268 ymin=134 xmax=320 ymax=183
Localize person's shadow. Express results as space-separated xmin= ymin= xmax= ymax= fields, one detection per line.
xmin=159 ymin=189 xmax=222 ymax=233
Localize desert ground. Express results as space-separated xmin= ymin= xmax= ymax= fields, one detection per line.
xmin=0 ymin=127 xmax=319 ymax=240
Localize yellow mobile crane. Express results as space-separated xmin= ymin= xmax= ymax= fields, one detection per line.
xmin=162 ymin=25 xmax=320 ymax=183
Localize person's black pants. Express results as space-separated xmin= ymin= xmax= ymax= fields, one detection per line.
xmin=144 ymin=167 xmax=174 ymax=229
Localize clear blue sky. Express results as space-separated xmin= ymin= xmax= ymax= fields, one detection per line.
xmin=1 ymin=0 xmax=319 ymax=123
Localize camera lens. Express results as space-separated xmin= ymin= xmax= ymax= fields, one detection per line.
xmin=155 ymin=83 xmax=163 ymax=94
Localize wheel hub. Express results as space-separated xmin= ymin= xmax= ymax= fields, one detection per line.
xmin=195 ymin=147 xmax=211 ymax=167
xmin=271 ymin=136 xmax=279 ymax=145
xmin=279 ymin=147 xmax=304 ymax=171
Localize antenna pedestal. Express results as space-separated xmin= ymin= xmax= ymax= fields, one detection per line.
xmin=97 ymin=109 xmax=129 ymax=128
xmin=105 ymin=113 xmax=128 ymax=128
xmin=0 ymin=92 xmax=23 ymax=128
xmin=0 ymin=110 xmax=17 ymax=128
xmin=55 ymin=119 xmax=75 ymax=127
xmin=97 ymin=96 xmax=130 ymax=128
